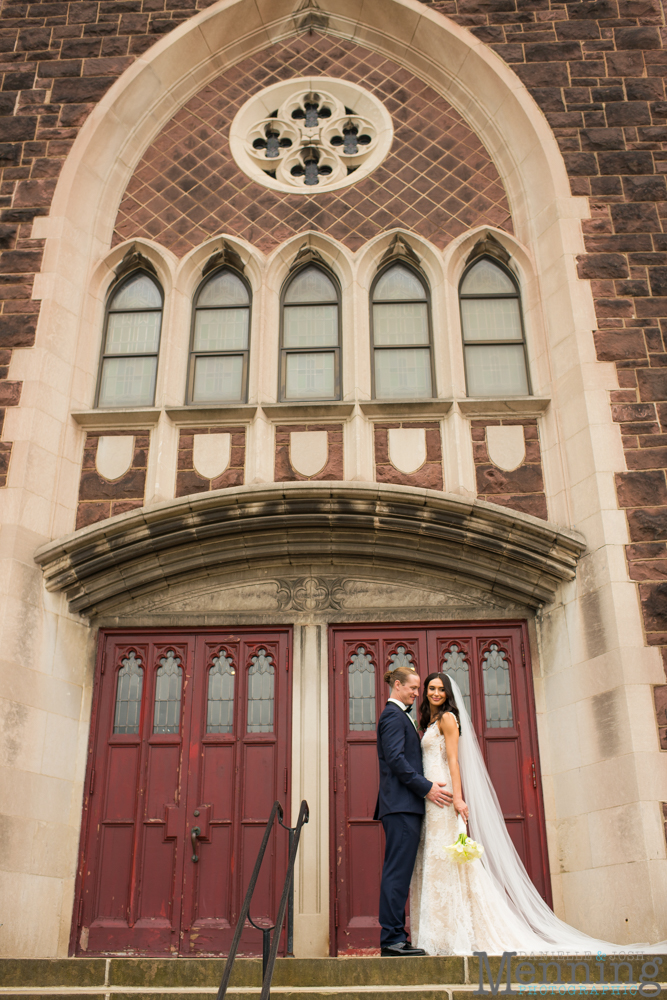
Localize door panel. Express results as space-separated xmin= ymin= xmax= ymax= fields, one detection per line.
xmin=75 ymin=628 xmax=291 ymax=957
xmin=330 ymin=622 xmax=549 ymax=955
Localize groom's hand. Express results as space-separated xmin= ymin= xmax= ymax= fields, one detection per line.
xmin=425 ymin=781 xmax=453 ymax=808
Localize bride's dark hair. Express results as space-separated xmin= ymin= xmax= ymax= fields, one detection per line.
xmin=418 ymin=672 xmax=460 ymax=733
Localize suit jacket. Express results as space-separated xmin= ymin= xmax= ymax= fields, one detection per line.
xmin=373 ymin=701 xmax=432 ymax=820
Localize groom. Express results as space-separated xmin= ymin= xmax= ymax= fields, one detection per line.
xmin=374 ymin=665 xmax=452 ymax=957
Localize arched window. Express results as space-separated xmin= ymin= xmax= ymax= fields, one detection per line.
xmin=280 ymin=265 xmax=341 ymax=401
xmin=459 ymin=257 xmax=530 ymax=396
xmin=189 ymin=268 xmax=251 ymax=403
xmin=371 ymin=263 xmax=433 ymax=399
xmin=97 ymin=271 xmax=163 ymax=408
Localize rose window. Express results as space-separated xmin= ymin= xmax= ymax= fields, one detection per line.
xmin=230 ymin=77 xmax=393 ymax=194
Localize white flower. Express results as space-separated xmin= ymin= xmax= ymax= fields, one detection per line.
xmin=444 ymin=832 xmax=485 ymax=864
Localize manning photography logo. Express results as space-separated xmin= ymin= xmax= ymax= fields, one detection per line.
xmin=473 ymin=953 xmax=664 ymax=997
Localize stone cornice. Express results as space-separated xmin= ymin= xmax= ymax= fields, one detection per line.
xmin=34 ymin=482 xmax=585 ymax=616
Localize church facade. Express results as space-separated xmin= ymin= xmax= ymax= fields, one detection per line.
xmin=1 ymin=0 xmax=667 ymax=958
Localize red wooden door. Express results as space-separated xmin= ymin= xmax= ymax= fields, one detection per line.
xmin=73 ymin=628 xmax=291 ymax=956
xmin=330 ymin=622 xmax=549 ymax=955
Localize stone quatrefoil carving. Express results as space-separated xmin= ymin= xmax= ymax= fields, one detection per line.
xmin=276 ymin=576 xmax=347 ymax=611
xmin=230 ymin=79 xmax=393 ymax=193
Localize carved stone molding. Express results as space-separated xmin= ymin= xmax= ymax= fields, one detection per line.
xmin=276 ymin=576 xmax=347 ymax=611
xmin=35 ymin=482 xmax=585 ymax=616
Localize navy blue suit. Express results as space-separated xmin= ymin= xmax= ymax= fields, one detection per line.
xmin=374 ymin=701 xmax=432 ymax=947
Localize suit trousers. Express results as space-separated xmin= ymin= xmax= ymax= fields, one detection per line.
xmin=379 ymin=811 xmax=423 ymax=947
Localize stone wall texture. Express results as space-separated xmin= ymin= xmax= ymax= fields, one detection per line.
xmin=274 ymin=422 xmax=343 ymax=481
xmin=471 ymin=417 xmax=548 ymax=520
xmin=0 ymin=0 xmax=667 ymax=720
xmin=76 ymin=430 xmax=148 ymax=528
xmin=373 ymin=420 xmax=444 ymax=490
xmin=175 ymin=425 xmax=245 ymax=497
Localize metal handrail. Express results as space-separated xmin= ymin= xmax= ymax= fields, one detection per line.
xmin=216 ymin=799 xmax=309 ymax=1000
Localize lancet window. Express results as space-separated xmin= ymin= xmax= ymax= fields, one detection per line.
xmin=371 ymin=263 xmax=434 ymax=399
xmin=189 ymin=268 xmax=251 ymax=403
xmin=459 ymin=257 xmax=530 ymax=397
xmin=280 ymin=265 xmax=341 ymax=401
xmin=97 ymin=271 xmax=163 ymax=407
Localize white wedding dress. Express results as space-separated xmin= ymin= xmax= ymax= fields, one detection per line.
xmin=411 ymin=684 xmax=666 ymax=955
xmin=411 ymin=720 xmax=545 ymax=955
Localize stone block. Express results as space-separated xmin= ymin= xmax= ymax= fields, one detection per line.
xmin=616 ymin=471 xmax=667 ymax=507
xmin=594 ymin=330 xmax=647 ymax=361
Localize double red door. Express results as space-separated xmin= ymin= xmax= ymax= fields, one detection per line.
xmin=73 ymin=628 xmax=291 ymax=956
xmin=330 ymin=622 xmax=550 ymax=954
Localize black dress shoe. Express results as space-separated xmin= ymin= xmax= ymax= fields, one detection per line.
xmin=381 ymin=941 xmax=427 ymax=957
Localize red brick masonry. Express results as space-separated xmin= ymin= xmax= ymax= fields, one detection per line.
xmin=76 ymin=430 xmax=148 ymax=529
xmin=175 ymin=425 xmax=245 ymax=497
xmin=471 ymin=418 xmax=548 ymax=521
xmin=373 ymin=420 xmax=444 ymax=490
xmin=274 ymin=422 xmax=343 ymax=482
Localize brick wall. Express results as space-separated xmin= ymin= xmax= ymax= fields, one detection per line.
xmin=76 ymin=430 xmax=148 ymax=528
xmin=0 ymin=0 xmax=666 ymax=704
xmin=471 ymin=417 xmax=548 ymax=520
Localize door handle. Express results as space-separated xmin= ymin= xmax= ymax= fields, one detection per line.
xmin=191 ymin=826 xmax=201 ymax=863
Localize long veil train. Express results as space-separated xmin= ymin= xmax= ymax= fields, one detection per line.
xmin=446 ymin=675 xmax=666 ymax=953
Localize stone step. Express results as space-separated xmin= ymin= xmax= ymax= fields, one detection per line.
xmin=1 ymin=956 xmax=665 ymax=996
xmin=0 ymin=960 xmax=465 ymax=990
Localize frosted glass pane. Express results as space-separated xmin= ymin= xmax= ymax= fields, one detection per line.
xmin=285 ymin=266 xmax=337 ymax=303
xmin=110 ymin=274 xmax=161 ymax=310
xmin=198 ymin=271 xmax=249 ymax=307
xmin=374 ymin=264 xmax=425 ymax=301
xmin=374 ymin=348 xmax=432 ymax=398
xmin=193 ymin=308 xmax=249 ymax=351
xmin=461 ymin=259 xmax=515 ymax=295
xmin=373 ymin=302 xmax=429 ymax=346
xmin=465 ymin=344 xmax=528 ymax=396
xmin=99 ymin=356 xmax=157 ymax=406
xmin=105 ymin=311 xmax=161 ymax=355
xmin=461 ymin=298 xmax=522 ymax=342
xmin=283 ymin=304 xmax=338 ymax=347
xmin=285 ymin=351 xmax=335 ymax=399
xmin=193 ymin=354 xmax=244 ymax=402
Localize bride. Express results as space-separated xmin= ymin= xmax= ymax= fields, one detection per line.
xmin=410 ymin=671 xmax=665 ymax=955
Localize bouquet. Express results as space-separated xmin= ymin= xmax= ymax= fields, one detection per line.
xmin=445 ymin=814 xmax=484 ymax=864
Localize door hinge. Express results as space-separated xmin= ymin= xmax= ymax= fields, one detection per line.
xmin=521 ymin=642 xmax=526 ymax=667
xmin=334 ymin=897 xmax=339 ymax=928
xmin=89 ymin=768 xmax=95 ymax=795
xmin=531 ymin=762 xmax=537 ymax=788
xmin=286 ymin=649 xmax=290 ymax=672
xmin=77 ymin=897 xmax=84 ymax=927
xmin=333 ymin=769 xmax=337 ymax=793
xmin=284 ymin=768 xmax=288 ymax=794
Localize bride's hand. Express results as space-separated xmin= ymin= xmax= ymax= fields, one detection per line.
xmin=454 ymin=797 xmax=469 ymax=822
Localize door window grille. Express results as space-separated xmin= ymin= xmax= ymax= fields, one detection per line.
xmin=189 ymin=269 xmax=250 ymax=403
xmin=371 ymin=263 xmax=433 ymax=399
xmin=207 ymin=651 xmax=236 ymax=733
xmin=460 ymin=257 xmax=529 ymax=397
xmin=247 ymin=648 xmax=274 ymax=733
xmin=97 ymin=272 xmax=163 ymax=407
xmin=482 ymin=643 xmax=513 ymax=728
xmin=348 ymin=646 xmax=376 ymax=731
xmin=113 ymin=652 xmax=144 ymax=734
xmin=441 ymin=644 xmax=471 ymax=717
xmin=280 ymin=266 xmax=341 ymax=400
xmin=153 ymin=650 xmax=183 ymax=734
